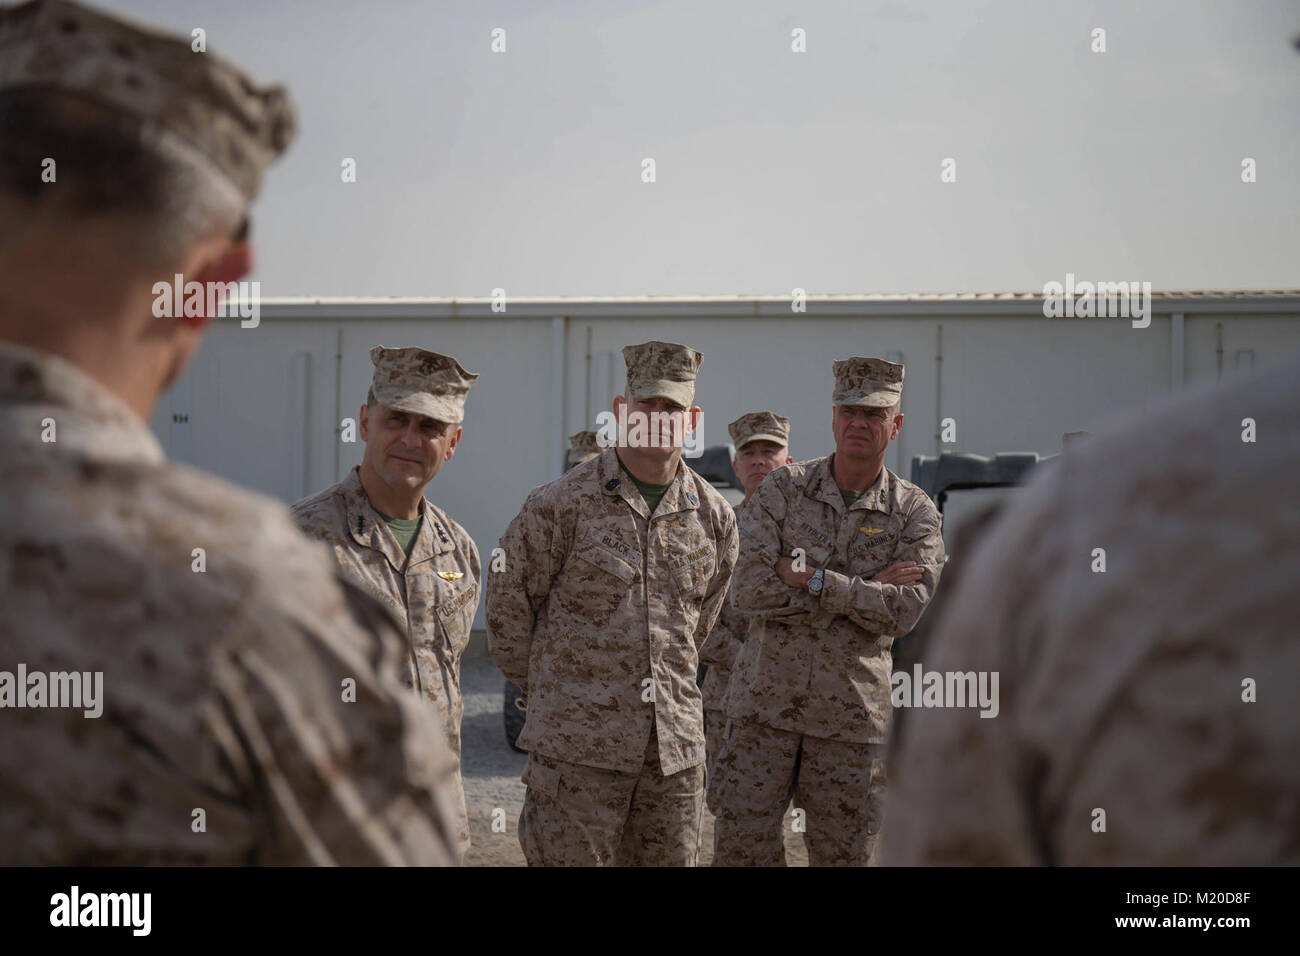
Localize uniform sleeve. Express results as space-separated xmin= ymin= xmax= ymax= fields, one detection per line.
xmin=698 ymin=586 xmax=745 ymax=669
xmin=453 ymin=527 xmax=483 ymax=686
xmin=465 ymin=527 xmax=483 ymax=617
xmin=817 ymin=497 xmax=946 ymax=637
xmin=882 ymin=478 xmax=1059 ymax=866
xmin=693 ymin=506 xmax=739 ymax=649
xmin=731 ymin=476 xmax=821 ymax=626
xmin=207 ymin=575 xmax=463 ymax=866
xmin=485 ymin=490 xmax=561 ymax=694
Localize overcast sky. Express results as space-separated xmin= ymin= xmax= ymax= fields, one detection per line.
xmin=105 ymin=0 xmax=1298 ymax=297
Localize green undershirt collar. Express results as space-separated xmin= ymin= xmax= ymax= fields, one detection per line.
xmin=375 ymin=509 xmax=422 ymax=557
xmin=616 ymin=453 xmax=673 ymax=515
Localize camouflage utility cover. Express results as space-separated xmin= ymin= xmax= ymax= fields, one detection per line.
xmin=0 ymin=0 xmax=294 ymax=199
xmin=486 ymin=447 xmax=738 ymax=775
xmin=726 ymin=456 xmax=945 ymax=742
xmin=622 ymin=341 xmax=703 ymax=407
xmin=832 ymin=357 xmax=904 ymax=408
xmin=369 ymin=346 xmax=478 ymax=425
xmin=0 ymin=341 xmax=460 ymax=864
xmin=728 ymin=412 xmax=790 ymax=450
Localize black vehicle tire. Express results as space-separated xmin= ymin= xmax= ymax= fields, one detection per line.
xmin=503 ymin=680 xmax=527 ymax=752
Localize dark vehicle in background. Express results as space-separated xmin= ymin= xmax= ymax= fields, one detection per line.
xmin=908 ymin=451 xmax=1044 ymax=557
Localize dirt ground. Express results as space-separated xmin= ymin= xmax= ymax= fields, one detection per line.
xmin=460 ymin=651 xmax=808 ymax=867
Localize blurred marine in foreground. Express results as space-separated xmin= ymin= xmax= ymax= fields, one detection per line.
xmin=0 ymin=0 xmax=461 ymax=864
xmin=883 ymin=362 xmax=1300 ymax=865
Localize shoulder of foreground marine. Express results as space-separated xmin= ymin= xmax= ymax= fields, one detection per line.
xmin=154 ymin=459 xmax=303 ymax=539
xmin=149 ymin=464 xmax=377 ymax=622
xmin=86 ymin=459 xmax=410 ymax=684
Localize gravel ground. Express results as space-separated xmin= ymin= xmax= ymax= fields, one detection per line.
xmin=460 ymin=652 xmax=527 ymax=866
xmin=460 ymin=650 xmax=808 ymax=867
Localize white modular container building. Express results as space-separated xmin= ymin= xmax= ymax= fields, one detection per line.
xmin=149 ymin=291 xmax=1300 ymax=628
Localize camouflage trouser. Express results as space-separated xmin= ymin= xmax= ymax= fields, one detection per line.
xmin=711 ymin=718 xmax=886 ymax=867
xmin=518 ymin=729 xmax=706 ymax=866
xmin=704 ymin=708 xmax=726 ymax=814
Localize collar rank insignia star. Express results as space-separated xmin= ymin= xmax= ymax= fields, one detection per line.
xmin=605 ymin=479 xmax=620 ymax=491
xmin=437 ymin=571 xmax=464 ymax=582
xmin=861 ymin=528 xmax=885 ymax=536
xmin=687 ymin=493 xmax=698 ymax=506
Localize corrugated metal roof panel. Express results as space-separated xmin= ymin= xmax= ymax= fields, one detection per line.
xmin=253 ymin=291 xmax=1300 ymax=320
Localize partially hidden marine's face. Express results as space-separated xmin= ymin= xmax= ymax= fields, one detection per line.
xmin=734 ymin=439 xmax=790 ymax=497
xmin=360 ymin=401 xmax=461 ymax=492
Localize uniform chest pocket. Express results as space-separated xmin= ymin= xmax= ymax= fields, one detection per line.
xmin=563 ymin=541 xmax=638 ymax=627
xmin=574 ymin=543 xmax=637 ymax=585
xmin=342 ymin=547 xmax=405 ymax=615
